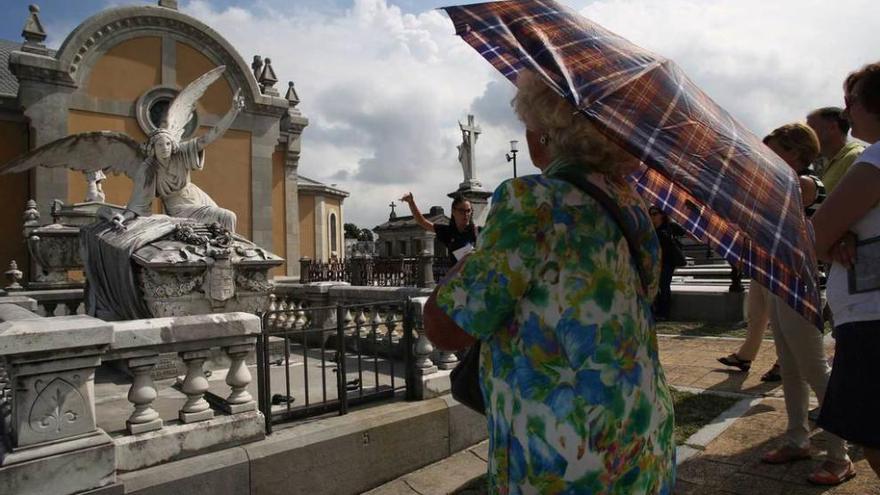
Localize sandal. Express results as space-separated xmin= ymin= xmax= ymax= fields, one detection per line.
xmin=761 ymin=445 xmax=811 ymax=464
xmin=760 ymin=363 xmax=781 ymax=382
xmin=717 ymin=353 xmax=751 ymax=372
xmin=808 ymin=460 xmax=856 ymax=485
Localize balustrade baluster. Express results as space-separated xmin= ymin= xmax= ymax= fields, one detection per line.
xmin=126 ymin=355 xmax=163 ymax=434
xmin=267 ymin=294 xmax=278 ymax=327
xmin=223 ymin=345 xmax=256 ymax=413
xmin=295 ymin=302 xmax=308 ymax=329
xmin=414 ymin=328 xmax=436 ymax=375
xmin=178 ymin=350 xmax=214 ymax=423
xmin=370 ymin=309 xmax=382 ymax=338
xmin=64 ymin=300 xmax=81 ymax=315
xmin=275 ymin=299 xmax=289 ymax=329
xmin=343 ymin=309 xmax=353 ymax=334
xmin=436 ymin=350 xmax=459 ymax=370
xmin=42 ymin=301 xmax=57 ymax=317
xmin=385 ymin=310 xmax=397 ymax=344
xmin=284 ymin=300 xmax=297 ymax=330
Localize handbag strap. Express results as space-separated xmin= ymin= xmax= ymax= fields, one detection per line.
xmin=547 ymin=168 xmax=652 ymax=296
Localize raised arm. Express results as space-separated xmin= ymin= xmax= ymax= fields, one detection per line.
xmin=196 ymin=90 xmax=245 ymax=151
xmin=400 ymin=192 xmax=435 ymax=232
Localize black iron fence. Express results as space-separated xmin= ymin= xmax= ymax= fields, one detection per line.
xmin=256 ymin=298 xmax=417 ymax=433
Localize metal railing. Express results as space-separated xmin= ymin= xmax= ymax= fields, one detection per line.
xmin=256 ymin=298 xmax=417 ymax=433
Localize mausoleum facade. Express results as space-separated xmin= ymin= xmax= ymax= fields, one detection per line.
xmin=0 ymin=1 xmax=346 ymax=281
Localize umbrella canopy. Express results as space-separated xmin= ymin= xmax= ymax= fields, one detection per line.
xmin=443 ymin=0 xmax=821 ymax=328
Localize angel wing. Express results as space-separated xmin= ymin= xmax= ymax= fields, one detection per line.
xmin=0 ymin=131 xmax=145 ymax=178
xmin=165 ymin=65 xmax=227 ymax=142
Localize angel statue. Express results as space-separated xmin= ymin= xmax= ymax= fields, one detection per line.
xmin=0 ymin=66 xmax=243 ymax=232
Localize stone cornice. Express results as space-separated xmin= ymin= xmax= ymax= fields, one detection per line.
xmin=298 ymin=183 xmax=349 ymax=199
xmin=12 ymin=4 xmax=291 ymax=118
xmin=8 ymin=50 xmax=76 ymax=87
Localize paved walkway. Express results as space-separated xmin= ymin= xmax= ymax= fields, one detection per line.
xmin=367 ymin=334 xmax=880 ymax=494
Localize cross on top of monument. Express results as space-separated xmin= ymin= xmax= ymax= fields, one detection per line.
xmin=389 ymin=201 xmax=397 ymax=220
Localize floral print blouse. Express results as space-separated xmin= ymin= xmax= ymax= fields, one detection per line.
xmin=436 ymin=159 xmax=676 ymax=494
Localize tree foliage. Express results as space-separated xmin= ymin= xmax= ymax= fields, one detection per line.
xmin=345 ymin=223 xmax=375 ymax=242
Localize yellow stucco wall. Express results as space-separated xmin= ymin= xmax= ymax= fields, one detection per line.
xmin=0 ymin=121 xmax=30 ymax=280
xmin=176 ymin=42 xmax=233 ymax=117
xmin=67 ymin=112 xmax=252 ymax=237
xmin=85 ymin=37 xmax=161 ymax=101
xmin=67 ymin=110 xmax=155 ymax=210
xmin=193 ymin=128 xmax=252 ymax=237
xmin=271 ymin=150 xmax=286 ymax=276
xmin=298 ymin=194 xmax=315 ymax=260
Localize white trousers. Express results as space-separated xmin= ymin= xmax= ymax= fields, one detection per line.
xmin=766 ymin=287 xmax=848 ymax=462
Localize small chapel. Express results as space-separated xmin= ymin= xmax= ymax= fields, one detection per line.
xmin=0 ymin=0 xmax=347 ymax=284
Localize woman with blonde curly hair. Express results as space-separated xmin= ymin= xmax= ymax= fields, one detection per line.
xmin=424 ymin=71 xmax=675 ymax=493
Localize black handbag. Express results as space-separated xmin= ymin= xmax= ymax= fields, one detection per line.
xmin=449 ymin=169 xmax=650 ymax=415
xmin=450 ymin=342 xmax=484 ymax=413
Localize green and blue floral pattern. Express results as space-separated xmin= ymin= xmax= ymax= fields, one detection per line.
xmin=436 ymin=160 xmax=675 ymax=494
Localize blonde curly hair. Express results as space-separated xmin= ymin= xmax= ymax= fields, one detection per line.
xmin=762 ymin=123 xmax=820 ymax=171
xmin=512 ymin=71 xmax=632 ymax=174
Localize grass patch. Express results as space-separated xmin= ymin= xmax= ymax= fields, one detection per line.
xmin=671 ymin=388 xmax=740 ymax=444
xmin=655 ymin=319 xmax=832 ymax=339
xmin=454 ymin=389 xmax=741 ymax=493
xmin=655 ymin=320 xmax=766 ymax=339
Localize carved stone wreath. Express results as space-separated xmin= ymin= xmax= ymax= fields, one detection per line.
xmin=235 ymin=270 xmax=273 ymax=292
xmin=172 ymin=223 xmax=232 ymax=249
xmin=138 ymin=268 xmax=203 ymax=298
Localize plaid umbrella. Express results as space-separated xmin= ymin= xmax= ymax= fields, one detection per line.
xmin=443 ymin=0 xmax=821 ymax=328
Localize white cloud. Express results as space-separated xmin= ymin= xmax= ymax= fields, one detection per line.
xmin=580 ymin=0 xmax=878 ymax=135
xmin=181 ymin=0 xmax=879 ymax=230
xmin=184 ymin=0 xmax=514 ymax=229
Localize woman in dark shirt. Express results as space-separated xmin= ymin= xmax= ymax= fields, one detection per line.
xmin=400 ymin=192 xmax=477 ymax=262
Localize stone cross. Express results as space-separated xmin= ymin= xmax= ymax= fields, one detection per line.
xmin=389 ymin=201 xmax=397 ymax=220
xmin=457 ymin=114 xmax=481 ymax=188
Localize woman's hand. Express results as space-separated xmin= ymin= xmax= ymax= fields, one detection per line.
xmin=829 ymin=231 xmax=857 ymax=268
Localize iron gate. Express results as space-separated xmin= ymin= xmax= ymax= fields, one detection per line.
xmin=256 ymin=298 xmax=417 ymax=433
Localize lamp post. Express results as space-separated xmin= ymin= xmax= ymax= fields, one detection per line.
xmin=506 ymin=140 xmax=519 ymax=178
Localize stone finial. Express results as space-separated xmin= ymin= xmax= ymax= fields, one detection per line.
xmin=23 ymin=199 xmax=39 ymax=225
xmin=158 ymin=0 xmax=179 ymax=9
xmin=21 ymin=4 xmax=48 ymax=55
xmin=5 ymin=261 xmax=23 ymax=291
xmin=285 ymin=81 xmax=300 ymax=108
xmin=259 ymin=58 xmax=279 ymax=95
xmin=251 ymin=55 xmax=263 ymax=81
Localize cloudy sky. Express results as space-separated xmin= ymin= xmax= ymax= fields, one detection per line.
xmin=2 ymin=0 xmax=878 ymax=229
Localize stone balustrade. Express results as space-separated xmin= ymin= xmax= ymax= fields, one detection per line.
xmin=0 ymin=306 xmax=117 ymax=495
xmin=272 ymin=283 xmax=457 ymax=396
xmin=0 ymin=301 xmax=264 ymax=493
xmin=6 ymin=288 xmax=85 ymax=317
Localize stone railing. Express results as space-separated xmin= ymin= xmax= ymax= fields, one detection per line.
xmin=272 ymin=283 xmax=459 ymax=390
xmin=0 ymin=300 xmax=263 ymax=494
xmin=1 ymin=287 xmax=85 ymax=317
xmin=299 ymin=252 xmax=445 ymax=287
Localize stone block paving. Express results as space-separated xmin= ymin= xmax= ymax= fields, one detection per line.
xmin=369 ymin=334 xmax=879 ymax=494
